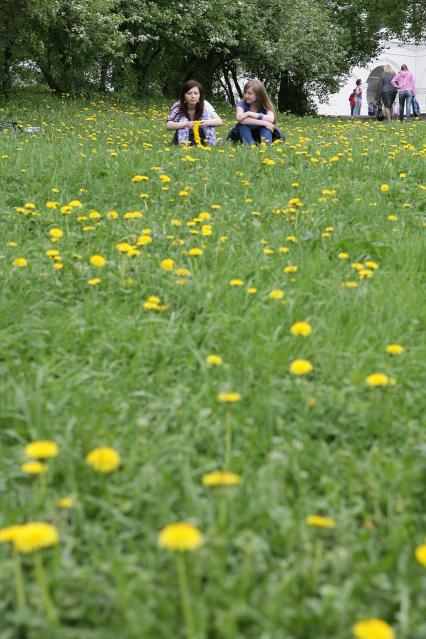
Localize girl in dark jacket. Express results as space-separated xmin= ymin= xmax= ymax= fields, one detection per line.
xmin=376 ymin=65 xmax=397 ymax=122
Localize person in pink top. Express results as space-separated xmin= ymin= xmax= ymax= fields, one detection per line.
xmin=391 ymin=64 xmax=416 ymax=121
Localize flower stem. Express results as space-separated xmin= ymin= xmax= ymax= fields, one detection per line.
xmin=218 ymin=493 xmax=227 ymax=531
xmin=225 ymin=411 xmax=233 ymax=468
xmin=175 ymin=553 xmax=196 ymax=639
xmin=13 ymin=548 xmax=26 ymax=609
xmin=311 ymin=538 xmax=323 ymax=590
xmin=33 ymin=552 xmax=58 ymax=624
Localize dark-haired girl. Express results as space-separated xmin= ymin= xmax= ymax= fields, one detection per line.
xmin=166 ymin=80 xmax=223 ymax=145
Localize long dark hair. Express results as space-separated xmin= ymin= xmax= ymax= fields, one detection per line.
xmin=179 ymin=80 xmax=204 ymax=120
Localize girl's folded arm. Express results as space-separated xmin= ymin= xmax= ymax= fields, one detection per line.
xmin=236 ymin=106 xmax=248 ymax=122
xmin=203 ymin=111 xmax=223 ymax=127
xmin=166 ymin=120 xmax=192 ymax=131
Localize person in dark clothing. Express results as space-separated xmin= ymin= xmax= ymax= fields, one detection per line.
xmin=376 ymin=65 xmax=397 ymax=122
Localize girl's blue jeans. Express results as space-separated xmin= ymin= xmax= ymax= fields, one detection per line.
xmin=399 ymin=90 xmax=413 ymax=119
xmin=237 ymin=124 xmax=273 ymax=145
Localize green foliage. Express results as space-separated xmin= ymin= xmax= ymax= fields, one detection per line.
xmin=1 ymin=0 xmax=423 ymax=112
xmin=0 ymin=90 xmax=425 ymax=637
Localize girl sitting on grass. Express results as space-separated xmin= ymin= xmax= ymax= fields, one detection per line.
xmin=234 ymin=80 xmax=278 ymax=145
xmin=166 ymin=80 xmax=223 ymax=146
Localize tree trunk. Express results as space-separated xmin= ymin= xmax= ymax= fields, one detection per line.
xmin=278 ymin=71 xmax=311 ymax=115
xmin=0 ymin=43 xmax=12 ymax=96
xmin=38 ymin=62 xmax=61 ymax=92
xmin=99 ymin=58 xmax=109 ymax=92
xmin=222 ymin=69 xmax=235 ymax=106
xmin=230 ymin=66 xmax=243 ymax=98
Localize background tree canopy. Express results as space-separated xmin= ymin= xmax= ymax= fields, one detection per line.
xmin=1 ymin=0 xmax=424 ymax=111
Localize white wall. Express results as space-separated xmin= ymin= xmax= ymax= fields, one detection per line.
xmin=317 ymin=41 xmax=426 ymax=115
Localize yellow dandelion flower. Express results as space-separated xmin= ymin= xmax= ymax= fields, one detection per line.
xmin=305 ymin=515 xmax=336 ymax=528
xmin=86 ymin=447 xmax=121 ymax=473
xmin=13 ymin=258 xmax=28 ymax=268
xmin=206 ymin=355 xmax=223 ymax=366
xmin=352 ymin=618 xmax=394 ymax=639
xmin=283 ymin=265 xmax=298 ymax=273
xmin=69 ymin=200 xmax=82 ymax=208
xmin=290 ymin=321 xmax=312 ymax=337
xmin=107 ymin=210 xmax=119 ymax=218
xmin=137 ymin=235 xmax=153 ymax=246
xmin=365 ymin=373 xmax=390 ymax=387
xmin=217 ymin=392 xmax=242 ymax=403
xmin=21 ymin=461 xmax=48 ymax=474
xmin=131 ymin=175 xmax=146 ymax=182
xmin=269 ymin=289 xmax=285 ymax=300
xmin=338 ymin=252 xmax=349 ymax=259
xmin=202 ymin=471 xmax=241 ymax=487
xmin=364 ymin=261 xmax=378 ymax=270
xmin=116 ymin=242 xmax=134 ymax=253
xmin=289 ymin=359 xmax=313 ymax=376
xmin=175 ymin=267 xmax=190 ymax=277
xmin=359 ymin=269 xmax=373 ymax=279
xmin=247 ymin=287 xmax=257 ymax=294
xmin=25 ymin=440 xmax=59 ymax=459
xmin=89 ymin=255 xmax=106 ymax=267
xmin=415 ymin=544 xmax=426 ymax=567
xmin=24 ymin=202 xmax=36 ymax=209
xmin=0 ymin=525 xmax=23 ymax=544
xmin=159 ymin=174 xmax=171 ymax=183
xmin=386 ymin=344 xmax=404 ymax=355
xmin=229 ymin=279 xmax=244 ymax=286
xmin=279 ymin=246 xmax=290 ymax=253
xmin=387 ymin=215 xmax=398 ymax=222
xmin=46 ymin=201 xmax=58 ymax=209
xmin=13 ymin=522 xmax=59 ymax=554
xmin=87 ymin=277 xmax=101 ymax=286
xmin=57 ymin=496 xmax=74 ymax=509
xmin=160 ymin=258 xmax=175 ymax=271
xmin=158 ymin=522 xmax=203 ymax=551
xmin=380 ymin=184 xmax=390 ymax=192
xmin=188 ymin=248 xmax=203 ymax=256
xmin=49 ymin=228 xmax=63 ymax=240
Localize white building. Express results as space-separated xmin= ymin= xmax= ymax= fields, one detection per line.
xmin=317 ymin=40 xmax=426 ymax=115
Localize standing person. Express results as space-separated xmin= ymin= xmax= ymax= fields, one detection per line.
xmin=353 ymin=79 xmax=363 ymax=116
xmin=349 ymin=90 xmax=356 ymax=116
xmin=412 ymin=96 xmax=420 ymax=117
xmin=376 ymin=64 xmax=397 ymax=122
xmin=391 ymin=64 xmax=416 ymax=121
xmin=166 ymin=80 xmax=223 ymax=146
xmin=234 ymin=80 xmax=277 ymax=145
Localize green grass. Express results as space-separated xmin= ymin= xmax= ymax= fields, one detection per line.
xmin=0 ymin=89 xmax=425 ymax=638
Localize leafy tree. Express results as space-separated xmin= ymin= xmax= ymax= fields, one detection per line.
xmin=0 ymin=0 xmax=33 ymax=96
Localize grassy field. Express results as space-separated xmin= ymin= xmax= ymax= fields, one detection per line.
xmin=0 ymin=89 xmax=425 ymax=639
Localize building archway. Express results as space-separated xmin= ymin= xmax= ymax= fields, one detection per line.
xmin=366 ymin=62 xmax=398 ymax=103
